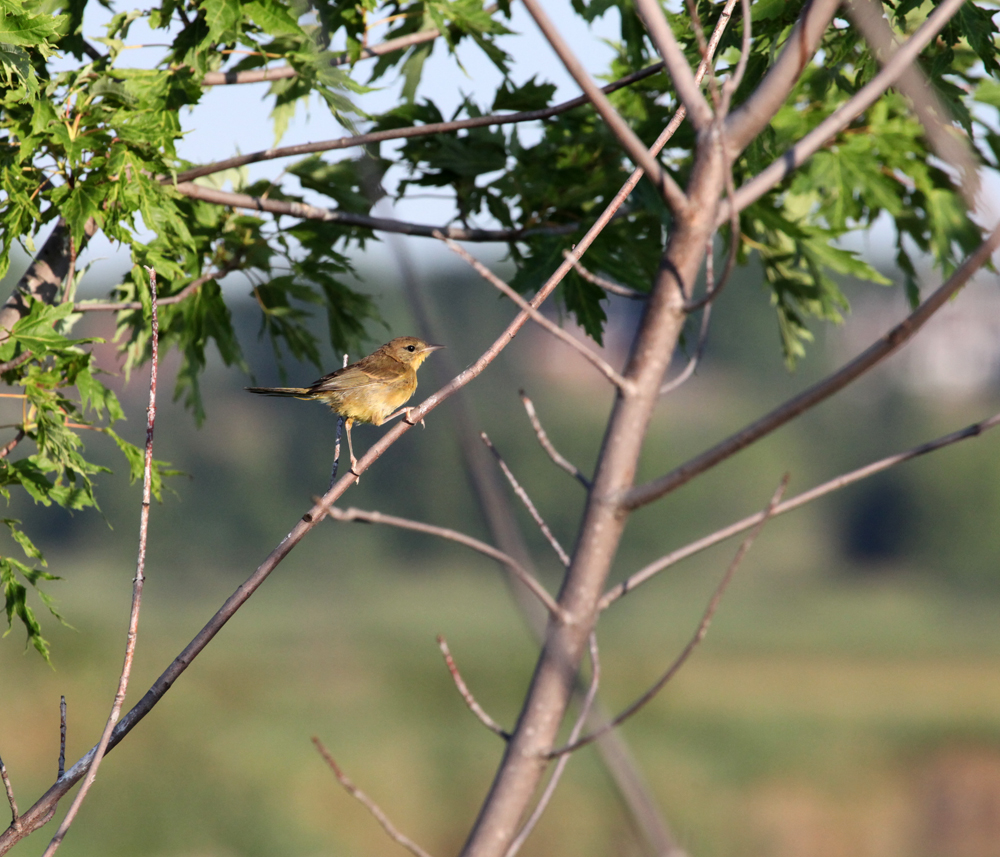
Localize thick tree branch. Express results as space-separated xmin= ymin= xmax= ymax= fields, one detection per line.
xmin=178 ymin=62 xmax=668 ymax=183
xmin=552 ymin=477 xmax=788 ymax=757
xmin=520 ymin=0 xmax=688 ymax=213
xmin=313 ymin=738 xmax=436 ymax=857
xmin=721 ymin=0 xmax=968 ymax=221
xmin=624 ymin=218 xmax=1000 ymax=511
xmin=604 ymin=409 xmax=1000 ymax=610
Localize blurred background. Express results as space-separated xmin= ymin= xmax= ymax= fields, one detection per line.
xmin=2 ymin=237 xmax=999 ymax=857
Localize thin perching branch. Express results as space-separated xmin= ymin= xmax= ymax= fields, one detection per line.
xmin=319 ymin=503 xmax=566 ymax=621
xmin=602 ymin=409 xmax=1000 ymax=610
xmin=519 ymin=391 xmax=591 ymax=490
xmin=312 ymin=738 xmax=435 ymax=857
xmin=0 ymin=756 xmax=18 ymax=833
xmin=562 ymin=252 xmax=647 ymax=300
xmin=624 ymin=218 xmax=1000 ymax=510
xmin=436 ymin=233 xmax=633 ymax=392
xmin=481 ymin=432 xmax=571 ymax=567
xmin=39 ymin=266 xmax=160 ymax=857
xmin=437 ymin=636 xmax=510 ymax=740
xmin=504 ymin=634 xmax=601 ymax=857
xmin=552 ymin=476 xmax=789 ymax=758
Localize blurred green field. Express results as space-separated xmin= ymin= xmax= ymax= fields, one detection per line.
xmin=2 ymin=258 xmax=1000 ymax=857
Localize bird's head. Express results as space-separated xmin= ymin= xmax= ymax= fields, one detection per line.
xmin=384 ymin=336 xmax=445 ymax=369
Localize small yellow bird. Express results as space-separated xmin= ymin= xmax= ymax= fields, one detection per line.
xmin=247 ymin=336 xmax=444 ymax=473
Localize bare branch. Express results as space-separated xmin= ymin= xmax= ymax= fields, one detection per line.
xmin=634 ymin=0 xmax=714 ymax=130
xmin=57 ymin=698 xmax=66 ymax=781
xmin=173 ymin=181 xmax=583 ymax=242
xmin=624 ymin=218 xmax=1000 ymax=511
xmin=481 ymin=432 xmax=571 ymax=567
xmin=312 ymin=738 xmax=436 ymax=857
xmin=74 ymin=255 xmax=244 ymax=313
xmin=604 ymin=409 xmax=1000 ymax=610
xmin=178 ymin=62 xmax=669 ymax=183
xmin=39 ymin=267 xmax=159 ymax=857
xmin=0 ymin=429 xmax=25 ymax=461
xmin=724 ymin=0 xmax=842 ymax=154
xmin=553 ymin=477 xmax=788 ymax=758
xmin=437 ymin=636 xmax=510 ymax=739
xmin=661 ymin=298 xmax=712 ymax=395
xmin=319 ymin=503 xmax=566 ymax=621
xmin=718 ymin=0 xmax=753 ymax=116
xmin=504 ymin=634 xmax=600 ymax=857
xmin=847 ymin=0 xmax=980 ymax=210
xmin=562 ymin=252 xmax=646 ymax=300
xmin=721 ymin=0 xmax=968 ymax=221
xmin=519 ymin=391 xmax=591 ymax=490
xmin=201 ymin=26 xmax=445 ymax=86
xmin=0 ymin=756 xmax=18 ymax=833
xmin=520 ymin=0 xmax=688 ymax=213
xmin=437 ymin=234 xmax=633 ymax=391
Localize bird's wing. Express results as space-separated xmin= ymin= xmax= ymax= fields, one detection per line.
xmin=310 ymin=361 xmax=402 ymax=393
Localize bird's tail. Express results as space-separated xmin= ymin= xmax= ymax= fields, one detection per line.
xmin=245 ymin=386 xmax=313 ymax=397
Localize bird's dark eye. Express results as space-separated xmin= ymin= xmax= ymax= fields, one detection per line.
xmin=407 ymin=345 xmax=416 ymax=352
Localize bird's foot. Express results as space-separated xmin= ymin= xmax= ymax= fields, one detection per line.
xmin=348 ymin=454 xmax=361 ymax=484
xmin=402 ymin=407 xmax=426 ymax=428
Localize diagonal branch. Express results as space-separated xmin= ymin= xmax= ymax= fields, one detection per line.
xmin=520 ymin=0 xmax=688 ymax=213
xmin=721 ymin=0 xmax=969 ymax=222
xmin=436 ymin=233 xmax=632 ymax=391
xmin=847 ymin=0 xmax=980 ymax=210
xmin=437 ymin=636 xmax=510 ymax=740
xmin=724 ymin=0 xmax=843 ymax=154
xmin=319 ymin=503 xmax=566 ymax=621
xmin=552 ymin=477 xmax=789 ymax=758
xmin=562 ymin=253 xmax=647 ymax=300
xmin=313 ymin=738 xmax=435 ymax=857
xmin=0 ymin=756 xmax=18 ymax=833
xmin=603 ymin=409 xmax=1000 ymax=610
xmin=178 ymin=62 xmax=669 ymax=183
xmin=481 ymin=432 xmax=571 ymax=567
xmin=39 ymin=267 xmax=160 ymax=857
xmin=634 ymin=0 xmax=714 ymax=130
xmin=519 ymin=391 xmax=591 ymax=490
xmin=624 ymin=218 xmax=1000 ymax=511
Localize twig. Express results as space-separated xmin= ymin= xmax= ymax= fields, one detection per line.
xmin=721 ymin=0 xmax=968 ymax=221
xmin=437 ymin=636 xmax=510 ymax=739
xmin=318 ymin=502 xmax=566 ymax=621
xmin=663 ymin=237 xmax=715 ymax=392
xmin=603 ymin=409 xmax=1000 ymax=610
xmin=0 ymin=430 xmax=25 ymax=461
xmin=179 ymin=62 xmax=669 ymax=183
xmin=74 ymin=256 xmax=244 ymax=313
xmin=519 ymin=392 xmax=591 ymax=489
xmin=717 ymin=0 xmax=753 ymax=117
xmin=0 ymin=756 xmax=18 ymax=833
xmin=553 ymin=477 xmax=788 ymax=758
xmin=38 ymin=267 xmax=159 ymax=857
xmin=57 ymin=697 xmax=66 ymax=781
xmin=481 ymin=432 xmax=571 ymax=567
xmin=505 ymin=634 xmax=600 ymax=857
xmin=436 ymin=234 xmax=632 ymax=392
xmin=521 ymin=0 xmax=688 ymax=213
xmin=0 ymin=352 xmax=34 ymax=375
xmin=312 ymin=738 xmax=435 ymax=857
xmin=624 ymin=218 xmax=1000 ymax=510
xmin=562 ymin=253 xmax=646 ymax=300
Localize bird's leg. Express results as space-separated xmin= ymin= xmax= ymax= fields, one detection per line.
xmin=345 ymin=419 xmax=360 ymax=481
xmin=387 ymin=407 xmax=425 ymax=428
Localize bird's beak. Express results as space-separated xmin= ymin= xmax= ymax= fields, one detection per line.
xmin=424 ymin=344 xmax=446 ymax=352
